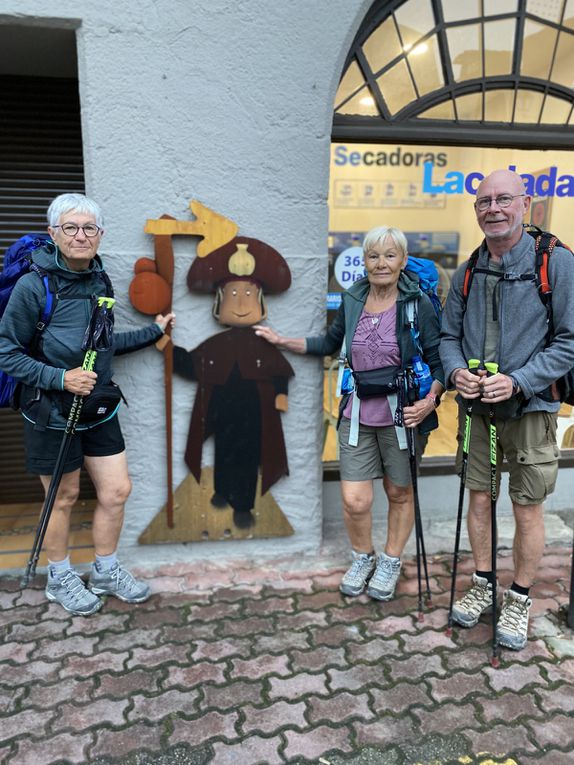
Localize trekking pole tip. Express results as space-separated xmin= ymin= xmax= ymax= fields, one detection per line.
xmin=445 ymin=626 xmax=453 ymax=638
xmin=417 ymin=611 xmax=425 ymax=623
xmin=490 ymin=654 xmax=500 ymax=669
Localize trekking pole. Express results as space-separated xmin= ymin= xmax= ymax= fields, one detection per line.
xmin=21 ymin=297 xmax=116 ymax=588
xmin=404 ymin=366 xmax=432 ymax=621
xmin=446 ymin=358 xmax=480 ymax=637
xmin=485 ymin=361 xmax=500 ymax=668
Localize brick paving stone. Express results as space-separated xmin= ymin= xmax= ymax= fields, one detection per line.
xmin=535 ymin=684 xmax=574 ymax=714
xmin=0 ymin=744 xmax=14 ymax=764
xmin=6 ymin=618 xmax=69 ymax=642
xmin=276 ymin=610 xmax=329 ymax=630
xmin=0 ymin=605 xmax=47 ymax=630
xmin=399 ymin=628 xmax=456 ymax=653
xmin=1 ymin=658 xmax=62 ymax=686
xmin=1 ymin=707 xmax=55 ymax=743
xmin=231 ymin=653 xmax=290 ymax=680
xmin=310 ymin=623 xmax=363 ymax=647
xmin=463 ymin=723 xmax=539 ymax=755
xmin=53 ymin=696 xmax=129 ymax=732
xmin=346 ymin=637 xmax=402 ymax=664
xmin=130 ymin=607 xmax=186 ymax=630
xmin=413 ymin=700 xmax=481 ymax=735
xmin=353 ymin=715 xmax=419 ymax=748
xmin=283 ymin=724 xmax=354 ymax=760
xmin=169 ymin=709 xmax=240 ymax=746
xmin=428 ymin=670 xmax=490 ymax=703
xmin=218 ymin=615 xmax=276 ymax=638
xmin=476 ymin=690 xmax=544 ymax=723
xmin=97 ymin=627 xmax=163 ymax=652
xmin=442 ymin=646 xmax=494 ymax=672
xmin=253 ymin=630 xmax=311 ymax=654
xmin=520 ymin=750 xmax=574 ymax=764
xmin=201 ymin=679 xmax=265 ymax=710
xmin=65 ymin=612 xmax=131 ymax=635
xmin=163 ymin=661 xmax=228 ymax=689
xmin=371 ymin=681 xmax=433 ymax=715
xmin=163 ymin=622 xmax=214 ymax=642
xmin=0 ymin=590 xmax=18 ymax=609
xmin=94 ymin=668 xmax=165 ymax=699
xmin=128 ymin=688 xmax=200 ymax=722
xmin=127 ymin=643 xmax=191 ymax=669
xmin=31 ymin=634 xmax=99 ymax=661
xmin=329 ymin=664 xmax=387 ymax=692
xmin=192 ymin=637 xmax=252 ymax=661
xmin=504 ymin=638 xmax=554 ymax=662
xmin=244 ymin=595 xmax=295 ymax=616
xmin=450 ymin=621 xmax=492 ymax=646
xmin=11 ymin=731 xmax=94 ymax=765
xmin=211 ymin=734 xmax=284 ymax=765
xmin=290 ymin=645 xmax=348 ymax=673
xmin=13 ymin=588 xmax=48 ymax=607
xmin=539 ymin=659 xmax=574 ymax=683
xmin=187 ymin=601 xmax=243 ymax=622
xmin=297 ymin=590 xmax=345 ymax=610
xmin=484 ymin=662 xmax=546 ymax=692
xmin=386 ymin=653 xmax=447 ymax=681
xmin=307 ymin=690 xmax=374 ymax=725
xmin=364 ymin=615 xmax=417 ymax=637
xmin=530 ymin=597 xmax=564 ymax=617
xmin=241 ymin=698 xmax=307 ymax=734
xmin=527 ymin=713 xmax=574 ymax=748
xmin=415 ymin=606 xmax=450 ymax=630
xmin=0 ymin=642 xmax=33 ymax=664
xmin=0 ymin=686 xmax=24 ymax=715
xmin=89 ymin=721 xmax=164 ymax=760
xmin=530 ymin=582 xmax=564 ymax=598
xmin=329 ymin=602 xmax=380 ymax=623
xmin=60 ymin=650 xmax=129 ymax=679
xmin=21 ymin=676 xmax=94 ymax=709
xmin=211 ymin=586 xmax=263 ymax=603
xmin=269 ymin=671 xmax=328 ymax=700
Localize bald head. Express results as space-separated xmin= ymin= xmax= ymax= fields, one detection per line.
xmin=474 ymin=168 xmax=531 ymax=255
xmin=476 ymin=169 xmax=526 ymax=199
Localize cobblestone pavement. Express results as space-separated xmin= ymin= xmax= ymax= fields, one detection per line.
xmin=0 ymin=545 xmax=573 ymax=765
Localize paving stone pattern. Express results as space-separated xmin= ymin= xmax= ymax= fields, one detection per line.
xmin=0 ymin=545 xmax=572 ymax=765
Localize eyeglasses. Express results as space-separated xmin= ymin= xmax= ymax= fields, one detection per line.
xmin=53 ymin=223 xmax=102 ymax=238
xmin=474 ymin=194 xmax=525 ymax=212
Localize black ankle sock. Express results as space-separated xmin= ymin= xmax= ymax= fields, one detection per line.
xmin=510 ymin=581 xmax=530 ymax=597
xmin=476 ymin=570 xmax=495 ymax=586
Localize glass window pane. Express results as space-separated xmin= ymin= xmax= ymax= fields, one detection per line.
xmin=336 ymin=86 xmax=379 ymax=116
xmin=514 ymin=89 xmax=544 ymax=122
xmin=376 ymin=59 xmax=417 ymax=115
xmin=418 ymin=99 xmax=455 ymax=119
xmin=334 ymin=61 xmax=365 ymax=109
xmin=455 ymin=92 xmax=483 ymax=120
xmin=447 ymin=24 xmax=482 ymax=81
xmin=394 ymin=0 xmax=436 ymax=49
xmin=484 ymin=20 xmax=515 ymax=76
xmin=407 ymin=34 xmax=444 ymax=95
xmin=526 ymin=0 xmax=565 ymax=23
xmin=564 ymin=0 xmax=574 ymax=30
xmin=551 ymin=30 xmax=574 ymax=88
xmin=441 ymin=0 xmax=480 ymax=23
xmin=362 ymin=17 xmax=403 ymax=76
xmin=483 ymin=0 xmax=518 ymax=14
xmin=485 ymin=89 xmax=515 ymax=121
xmin=521 ymin=20 xmax=558 ymax=79
xmin=540 ymin=94 xmax=572 ymax=124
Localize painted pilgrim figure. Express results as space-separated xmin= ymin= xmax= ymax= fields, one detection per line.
xmin=173 ymin=237 xmax=294 ymax=528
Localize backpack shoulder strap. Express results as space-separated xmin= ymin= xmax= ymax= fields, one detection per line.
xmin=462 ymin=246 xmax=481 ymax=306
xmin=27 ymin=264 xmax=58 ymax=352
xmin=99 ymin=269 xmax=114 ymax=298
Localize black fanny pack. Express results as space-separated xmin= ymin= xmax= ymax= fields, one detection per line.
xmin=352 ymin=365 xmax=400 ymax=399
xmin=58 ymin=382 xmax=125 ymax=425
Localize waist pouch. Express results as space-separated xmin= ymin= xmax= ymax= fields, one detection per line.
xmin=57 ymin=382 xmax=125 ymax=425
xmin=352 ymin=365 xmax=400 ymax=399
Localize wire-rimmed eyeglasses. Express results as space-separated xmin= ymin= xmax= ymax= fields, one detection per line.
xmin=474 ymin=194 xmax=525 ymax=212
xmin=52 ymin=223 xmax=102 ymax=238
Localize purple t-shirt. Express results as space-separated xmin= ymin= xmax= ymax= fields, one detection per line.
xmin=343 ymin=305 xmax=400 ymax=426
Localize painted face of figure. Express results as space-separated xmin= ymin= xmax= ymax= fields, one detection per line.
xmin=363 ymin=235 xmax=407 ymax=289
xmin=218 ymin=280 xmax=264 ymax=326
xmin=48 ymin=211 xmax=103 ymax=272
xmin=475 ymin=170 xmax=531 ymax=245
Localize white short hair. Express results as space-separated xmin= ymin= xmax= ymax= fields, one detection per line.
xmin=47 ymin=193 xmax=104 ymax=228
xmin=362 ymin=226 xmax=408 ymax=257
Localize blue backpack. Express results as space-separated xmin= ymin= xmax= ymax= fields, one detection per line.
xmin=405 ymin=256 xmax=442 ymax=321
xmin=0 ymin=234 xmax=56 ymax=407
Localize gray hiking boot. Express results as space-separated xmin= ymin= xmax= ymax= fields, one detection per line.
xmin=340 ymin=551 xmax=376 ymax=597
xmin=496 ymin=588 xmax=532 ymax=651
xmin=367 ymin=552 xmax=402 ymax=601
xmin=45 ymin=568 xmax=102 ymax=616
xmin=88 ymin=562 xmax=151 ymax=603
xmin=452 ymin=573 xmax=494 ymax=628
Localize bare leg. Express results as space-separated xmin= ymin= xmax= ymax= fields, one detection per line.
xmin=340 ymin=479 xmax=374 ymax=553
xmin=84 ymin=452 xmax=131 ymax=556
xmin=384 ymin=475 xmax=415 ymax=558
xmin=39 ymin=470 xmax=81 ymax=561
xmin=467 ymin=489 xmax=492 ymax=571
xmin=512 ymin=502 xmax=545 ymax=588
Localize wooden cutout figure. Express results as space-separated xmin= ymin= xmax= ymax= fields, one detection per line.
xmin=174 ymin=236 xmax=295 ymax=530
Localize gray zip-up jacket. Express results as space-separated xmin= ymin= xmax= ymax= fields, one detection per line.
xmin=0 ymin=243 xmax=163 ymax=427
xmin=440 ymin=229 xmax=574 ymax=413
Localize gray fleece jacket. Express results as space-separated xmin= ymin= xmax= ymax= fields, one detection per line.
xmin=440 ymin=229 xmax=574 ymax=413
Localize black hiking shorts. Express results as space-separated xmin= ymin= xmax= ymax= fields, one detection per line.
xmin=23 ymin=415 xmax=125 ymax=475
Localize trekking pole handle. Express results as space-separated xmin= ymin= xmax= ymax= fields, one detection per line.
xmin=485 ymin=362 xmax=499 ymax=376
xmin=468 ymin=358 xmax=481 ymax=373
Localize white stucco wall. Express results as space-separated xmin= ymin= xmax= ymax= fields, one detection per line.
xmin=0 ymin=0 xmax=374 ymax=566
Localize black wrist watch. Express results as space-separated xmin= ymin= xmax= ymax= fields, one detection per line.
xmin=425 ymin=392 xmax=441 ymax=408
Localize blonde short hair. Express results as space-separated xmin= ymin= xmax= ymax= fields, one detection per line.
xmin=362 ymin=226 xmax=408 ymax=257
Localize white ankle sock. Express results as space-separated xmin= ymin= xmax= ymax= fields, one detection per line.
xmin=95 ymin=552 xmax=118 ymax=571
xmin=48 ymin=556 xmax=72 ymax=576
